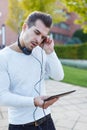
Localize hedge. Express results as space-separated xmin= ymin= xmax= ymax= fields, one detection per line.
xmin=54 ymin=43 xmax=87 ymax=59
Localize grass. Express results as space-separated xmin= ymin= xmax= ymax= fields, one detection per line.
xmin=62 ymin=65 xmax=87 ymax=88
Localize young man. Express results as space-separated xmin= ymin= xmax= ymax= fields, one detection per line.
xmin=0 ymin=11 xmax=64 ymax=130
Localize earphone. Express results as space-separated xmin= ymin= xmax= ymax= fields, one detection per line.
xmin=18 ymin=36 xmax=32 ymax=55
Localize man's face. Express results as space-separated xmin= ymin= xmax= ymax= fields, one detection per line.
xmin=21 ymin=19 xmax=50 ymax=50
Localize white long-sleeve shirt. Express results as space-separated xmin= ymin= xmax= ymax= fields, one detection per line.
xmin=0 ymin=46 xmax=64 ymax=124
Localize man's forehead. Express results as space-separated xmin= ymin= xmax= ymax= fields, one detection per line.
xmin=34 ymin=20 xmax=50 ymax=36
xmin=35 ymin=27 xmax=47 ymax=35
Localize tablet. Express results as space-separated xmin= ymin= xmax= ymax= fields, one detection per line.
xmin=44 ymin=90 xmax=76 ymax=102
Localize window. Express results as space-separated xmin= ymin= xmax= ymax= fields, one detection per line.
xmin=54 ymin=22 xmax=70 ymax=30
xmin=59 ymin=22 xmax=70 ymax=30
xmin=51 ymin=32 xmax=70 ymax=43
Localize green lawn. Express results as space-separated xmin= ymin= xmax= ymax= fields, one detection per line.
xmin=62 ymin=65 xmax=87 ymax=88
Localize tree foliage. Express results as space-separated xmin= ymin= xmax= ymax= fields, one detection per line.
xmin=19 ymin=0 xmax=66 ymax=22
xmin=73 ymin=29 xmax=87 ymax=43
xmin=7 ymin=0 xmax=87 ymax=32
xmin=7 ymin=0 xmax=24 ymax=32
xmin=60 ymin=0 xmax=87 ymax=32
xmin=7 ymin=0 xmax=66 ymax=32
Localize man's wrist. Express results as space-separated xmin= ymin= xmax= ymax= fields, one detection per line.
xmin=34 ymin=98 xmax=37 ymax=107
xmin=45 ymin=49 xmax=54 ymax=54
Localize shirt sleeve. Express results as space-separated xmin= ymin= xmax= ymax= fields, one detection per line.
xmin=45 ymin=51 xmax=64 ymax=81
xmin=0 ymin=57 xmax=35 ymax=107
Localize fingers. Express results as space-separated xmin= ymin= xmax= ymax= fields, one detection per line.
xmin=42 ymin=97 xmax=59 ymax=109
xmin=34 ymin=96 xmax=59 ymax=109
xmin=46 ymin=37 xmax=52 ymax=44
xmin=34 ymin=97 xmax=44 ymax=107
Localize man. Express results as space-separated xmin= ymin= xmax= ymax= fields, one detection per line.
xmin=0 ymin=11 xmax=64 ymax=130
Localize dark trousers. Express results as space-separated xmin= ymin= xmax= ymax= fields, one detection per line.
xmin=8 ymin=116 xmax=56 ymax=130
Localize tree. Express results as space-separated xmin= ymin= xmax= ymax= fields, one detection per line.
xmin=7 ymin=0 xmax=87 ymax=32
xmin=7 ymin=0 xmax=24 ymax=32
xmin=19 ymin=0 xmax=66 ymax=22
xmin=60 ymin=0 xmax=87 ymax=32
xmin=7 ymin=0 xmax=66 ymax=32
xmin=73 ymin=29 xmax=87 ymax=43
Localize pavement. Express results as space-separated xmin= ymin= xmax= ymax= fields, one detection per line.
xmin=0 ymin=79 xmax=87 ymax=130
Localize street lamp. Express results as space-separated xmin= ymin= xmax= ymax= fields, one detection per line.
xmin=1 ymin=24 xmax=6 ymax=48
xmin=0 ymin=12 xmax=6 ymax=49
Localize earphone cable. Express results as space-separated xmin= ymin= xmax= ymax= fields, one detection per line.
xmin=32 ymin=47 xmax=48 ymax=130
xmin=31 ymin=52 xmax=43 ymax=95
xmin=32 ymin=48 xmax=44 ymax=120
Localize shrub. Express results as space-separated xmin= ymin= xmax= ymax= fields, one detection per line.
xmin=54 ymin=43 xmax=87 ymax=59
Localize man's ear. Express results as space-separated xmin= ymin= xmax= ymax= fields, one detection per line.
xmin=22 ymin=23 xmax=28 ymax=31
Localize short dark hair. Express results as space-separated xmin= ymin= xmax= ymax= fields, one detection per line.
xmin=25 ymin=11 xmax=52 ymax=28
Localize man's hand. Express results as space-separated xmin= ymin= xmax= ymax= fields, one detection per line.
xmin=40 ymin=36 xmax=54 ymax=54
xmin=34 ymin=96 xmax=59 ymax=109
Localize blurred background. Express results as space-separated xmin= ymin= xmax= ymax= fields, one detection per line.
xmin=0 ymin=0 xmax=87 ymax=87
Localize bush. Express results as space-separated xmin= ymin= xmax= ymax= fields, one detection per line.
xmin=54 ymin=43 xmax=87 ymax=59
xmin=78 ymin=43 xmax=87 ymax=59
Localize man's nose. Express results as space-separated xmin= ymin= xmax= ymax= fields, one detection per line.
xmin=37 ymin=36 xmax=42 ymax=44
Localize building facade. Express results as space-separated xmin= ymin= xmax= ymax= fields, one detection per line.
xmin=51 ymin=12 xmax=81 ymax=44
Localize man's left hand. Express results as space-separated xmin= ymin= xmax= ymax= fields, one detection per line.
xmin=40 ymin=36 xmax=54 ymax=54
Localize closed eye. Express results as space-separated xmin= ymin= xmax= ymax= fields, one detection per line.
xmin=34 ymin=30 xmax=40 ymax=35
xmin=34 ymin=28 xmax=47 ymax=41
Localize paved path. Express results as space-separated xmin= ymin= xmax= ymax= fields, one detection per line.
xmin=0 ymin=80 xmax=87 ymax=130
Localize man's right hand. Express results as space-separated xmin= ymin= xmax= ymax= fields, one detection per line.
xmin=34 ymin=96 xmax=59 ymax=109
